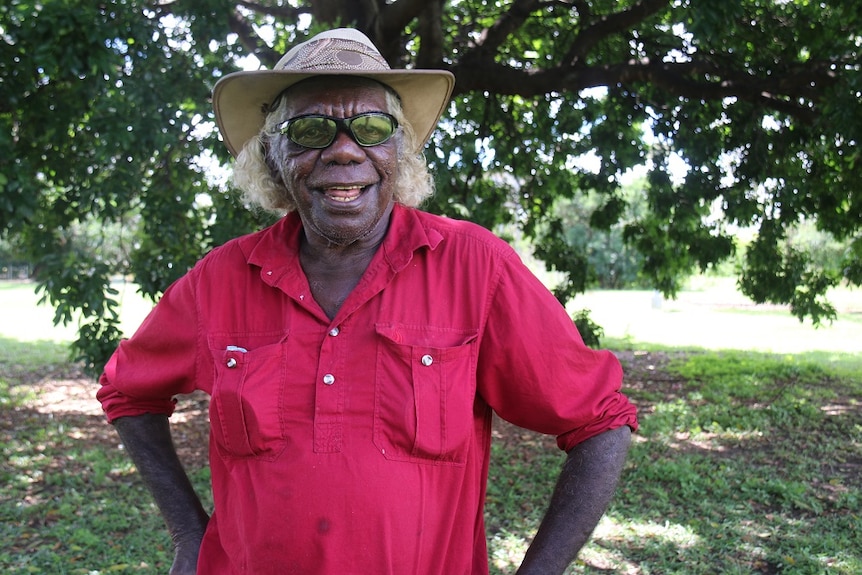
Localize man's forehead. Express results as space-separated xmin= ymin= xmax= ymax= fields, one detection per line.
xmin=281 ymin=76 xmax=391 ymax=104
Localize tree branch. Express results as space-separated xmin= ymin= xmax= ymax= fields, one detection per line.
xmin=415 ymin=0 xmax=446 ymax=69
xmin=235 ymin=0 xmax=304 ymax=19
xmin=451 ymin=57 xmax=834 ymax=123
xmin=481 ymin=0 xmax=544 ymax=53
xmin=380 ymin=0 xmax=432 ymax=37
xmin=566 ymin=0 xmax=668 ymax=65
xmin=462 ymin=0 xmax=543 ymax=65
xmin=228 ymin=9 xmax=280 ymax=67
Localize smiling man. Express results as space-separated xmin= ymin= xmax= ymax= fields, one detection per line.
xmin=97 ymin=29 xmax=638 ymax=575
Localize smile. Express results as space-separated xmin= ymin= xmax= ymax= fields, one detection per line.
xmin=324 ymin=186 xmax=366 ymax=203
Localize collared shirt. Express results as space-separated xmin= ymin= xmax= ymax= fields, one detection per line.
xmin=98 ymin=204 xmax=638 ymax=574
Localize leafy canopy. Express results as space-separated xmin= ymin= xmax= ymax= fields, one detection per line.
xmin=1 ymin=0 xmax=860 ymax=372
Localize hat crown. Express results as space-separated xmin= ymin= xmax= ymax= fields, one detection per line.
xmin=276 ymin=29 xmax=391 ymax=73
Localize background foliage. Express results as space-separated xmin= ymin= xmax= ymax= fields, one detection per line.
xmin=2 ymin=0 xmax=860 ymax=372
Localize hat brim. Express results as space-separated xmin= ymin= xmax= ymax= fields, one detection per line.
xmin=212 ymin=69 xmax=455 ymax=157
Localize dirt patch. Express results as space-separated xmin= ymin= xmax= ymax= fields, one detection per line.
xmin=6 ymin=367 xmax=212 ymax=470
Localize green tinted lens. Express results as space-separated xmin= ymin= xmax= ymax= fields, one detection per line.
xmin=349 ymin=114 xmax=396 ymax=146
xmin=287 ymin=117 xmax=337 ymax=148
xmin=279 ymin=113 xmax=397 ymax=148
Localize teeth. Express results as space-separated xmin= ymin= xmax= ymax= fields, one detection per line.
xmin=325 ymin=186 xmax=362 ymax=203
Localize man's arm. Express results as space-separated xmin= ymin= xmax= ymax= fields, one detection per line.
xmin=517 ymin=425 xmax=632 ymax=575
xmin=113 ymin=413 xmax=210 ymax=575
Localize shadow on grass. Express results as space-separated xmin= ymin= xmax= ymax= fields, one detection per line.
xmin=485 ymin=349 xmax=862 ymax=574
xmin=0 ymin=340 xmax=211 ymax=573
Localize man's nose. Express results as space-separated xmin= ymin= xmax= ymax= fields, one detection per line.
xmin=320 ymin=129 xmax=366 ymax=163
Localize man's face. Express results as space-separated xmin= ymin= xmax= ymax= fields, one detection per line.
xmin=268 ymin=77 xmax=399 ymax=247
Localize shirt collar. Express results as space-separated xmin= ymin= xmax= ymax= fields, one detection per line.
xmin=381 ymin=204 xmax=443 ymax=273
xmin=244 ymin=204 xmax=444 ymax=283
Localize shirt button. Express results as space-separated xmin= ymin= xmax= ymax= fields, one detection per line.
xmin=226 ymin=358 xmax=237 ymax=368
xmin=329 ymin=327 xmax=340 ymax=337
xmin=323 ymin=373 xmax=335 ymax=386
xmin=421 ymin=354 xmax=433 ymax=366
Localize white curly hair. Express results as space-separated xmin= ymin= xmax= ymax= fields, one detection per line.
xmin=232 ymin=88 xmax=435 ymax=214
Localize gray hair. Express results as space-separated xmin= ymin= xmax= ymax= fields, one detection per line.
xmin=232 ymin=90 xmax=435 ymax=214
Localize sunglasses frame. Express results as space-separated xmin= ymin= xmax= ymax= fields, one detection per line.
xmin=276 ymin=112 xmax=399 ymax=149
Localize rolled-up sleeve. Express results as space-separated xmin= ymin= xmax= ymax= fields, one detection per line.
xmin=97 ymin=272 xmax=202 ymax=423
xmin=477 ymin=253 xmax=638 ymax=449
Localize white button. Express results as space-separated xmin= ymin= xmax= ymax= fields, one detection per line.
xmin=323 ymin=373 xmax=335 ymax=385
xmin=329 ymin=327 xmax=340 ymax=337
xmin=226 ymin=358 xmax=237 ymax=368
xmin=421 ymin=355 xmax=433 ymax=366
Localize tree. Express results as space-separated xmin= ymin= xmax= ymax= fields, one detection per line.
xmin=2 ymin=0 xmax=860 ymax=372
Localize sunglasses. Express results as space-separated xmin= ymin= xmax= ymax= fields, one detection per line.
xmin=277 ymin=112 xmax=399 ymax=149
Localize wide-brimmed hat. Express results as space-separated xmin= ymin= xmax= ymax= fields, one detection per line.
xmin=212 ymin=28 xmax=455 ymax=157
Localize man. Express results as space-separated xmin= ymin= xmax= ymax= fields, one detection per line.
xmin=97 ymin=28 xmax=637 ymax=575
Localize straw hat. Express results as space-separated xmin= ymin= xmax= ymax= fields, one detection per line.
xmin=212 ymin=28 xmax=455 ymax=157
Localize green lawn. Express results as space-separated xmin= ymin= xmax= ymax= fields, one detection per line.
xmin=0 ymin=280 xmax=154 ymax=344
xmin=1 ymin=279 xmax=860 ymax=574
xmin=572 ymin=276 xmax=861 ymax=354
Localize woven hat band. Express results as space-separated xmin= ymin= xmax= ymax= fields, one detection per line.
xmin=277 ymin=38 xmax=391 ymax=72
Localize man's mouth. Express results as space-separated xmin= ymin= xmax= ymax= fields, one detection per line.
xmin=324 ymin=186 xmax=365 ymax=203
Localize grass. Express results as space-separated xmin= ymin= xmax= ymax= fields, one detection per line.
xmin=1 ymin=278 xmax=861 ymax=573
xmin=0 ymin=280 xmax=154 ymax=344
xmin=0 ymin=337 xmax=212 ymax=574
xmin=485 ymin=349 xmax=862 ymax=574
xmin=571 ymin=276 xmax=862 ymax=354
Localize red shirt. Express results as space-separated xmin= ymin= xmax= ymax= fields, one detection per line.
xmin=98 ymin=205 xmax=637 ymax=574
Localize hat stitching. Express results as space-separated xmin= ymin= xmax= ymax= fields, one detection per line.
xmin=280 ymin=38 xmax=390 ymax=72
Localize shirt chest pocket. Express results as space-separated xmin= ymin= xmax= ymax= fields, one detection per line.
xmin=373 ymin=323 xmax=479 ymax=466
xmin=209 ymin=332 xmax=289 ymax=461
